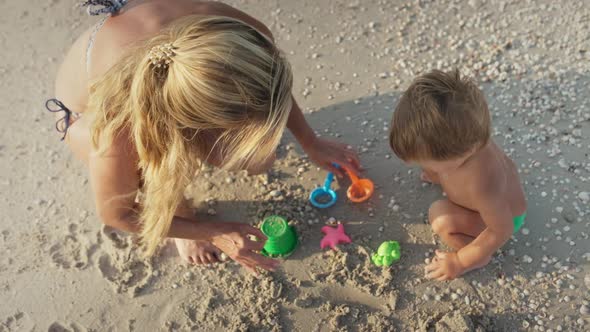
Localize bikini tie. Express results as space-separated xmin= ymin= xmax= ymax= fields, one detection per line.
xmin=45 ymin=98 xmax=72 ymax=141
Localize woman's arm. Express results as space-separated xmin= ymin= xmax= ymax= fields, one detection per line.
xmin=286 ymin=98 xmax=362 ymax=177
xmin=87 ymin=134 xmax=221 ymax=239
xmin=88 ymin=135 xmax=276 ymax=272
xmin=201 ymin=2 xmax=362 ymax=176
xmin=87 ymin=133 xmax=142 ymax=232
xmin=286 ymin=98 xmax=318 ymax=149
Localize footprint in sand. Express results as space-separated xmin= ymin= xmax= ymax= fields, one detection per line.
xmin=101 ymin=225 xmax=129 ymax=249
xmin=0 ymin=311 xmax=32 ymax=332
xmin=97 ymin=252 xmax=153 ymax=296
xmin=47 ymin=322 xmax=86 ymax=332
xmin=48 ymin=223 xmax=90 ymax=269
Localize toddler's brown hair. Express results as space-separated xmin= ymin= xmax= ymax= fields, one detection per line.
xmin=389 ymin=69 xmax=491 ymax=161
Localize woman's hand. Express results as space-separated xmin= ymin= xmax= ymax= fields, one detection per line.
xmin=209 ymin=222 xmax=278 ymax=274
xmin=285 ymin=98 xmax=361 ymax=178
xmin=302 ymin=137 xmax=362 ymax=178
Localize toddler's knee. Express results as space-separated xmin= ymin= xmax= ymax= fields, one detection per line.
xmin=428 ymin=200 xmax=446 ymax=221
xmin=430 ymin=216 xmax=452 ymax=235
xmin=428 ymin=201 xmax=451 ymax=235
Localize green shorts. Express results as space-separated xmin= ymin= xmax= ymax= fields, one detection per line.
xmin=513 ymin=213 xmax=526 ymax=233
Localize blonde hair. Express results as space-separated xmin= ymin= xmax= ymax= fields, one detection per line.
xmin=88 ymin=16 xmax=293 ymax=255
xmin=389 ymin=69 xmax=490 ymax=161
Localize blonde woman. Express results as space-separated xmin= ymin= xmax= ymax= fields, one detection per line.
xmin=47 ymin=0 xmax=361 ymax=273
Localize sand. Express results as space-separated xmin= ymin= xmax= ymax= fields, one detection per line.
xmin=1 ymin=0 xmax=589 ymax=331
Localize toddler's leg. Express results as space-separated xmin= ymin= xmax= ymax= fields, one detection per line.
xmin=428 ymin=199 xmax=486 ymax=250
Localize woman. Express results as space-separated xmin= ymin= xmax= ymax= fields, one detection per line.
xmin=47 ymin=0 xmax=361 ymax=273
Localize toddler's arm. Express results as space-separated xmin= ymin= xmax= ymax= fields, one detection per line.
xmin=457 ymin=195 xmax=514 ymax=270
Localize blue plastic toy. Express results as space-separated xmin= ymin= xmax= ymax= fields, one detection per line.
xmin=309 ymin=172 xmax=337 ymax=208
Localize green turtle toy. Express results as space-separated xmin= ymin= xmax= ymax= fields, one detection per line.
xmin=371 ymin=241 xmax=401 ymax=266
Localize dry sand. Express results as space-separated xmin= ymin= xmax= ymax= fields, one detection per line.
xmin=1 ymin=0 xmax=589 ymax=331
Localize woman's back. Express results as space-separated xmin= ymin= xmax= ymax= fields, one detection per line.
xmin=56 ymin=0 xmax=270 ymax=114
xmin=48 ymin=0 xmax=360 ymax=270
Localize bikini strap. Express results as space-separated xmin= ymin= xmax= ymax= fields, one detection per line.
xmin=86 ymin=17 xmax=108 ymax=75
xmin=81 ymin=0 xmax=128 ymax=16
xmin=82 ymin=1 xmax=129 ymax=74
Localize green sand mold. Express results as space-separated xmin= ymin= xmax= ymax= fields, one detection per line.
xmin=372 ymin=241 xmax=401 ymax=266
xmin=260 ymin=215 xmax=298 ymax=258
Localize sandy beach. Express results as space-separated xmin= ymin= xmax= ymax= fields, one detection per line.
xmin=0 ymin=0 xmax=589 ymax=331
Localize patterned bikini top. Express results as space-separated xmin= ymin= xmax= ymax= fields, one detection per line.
xmin=82 ymin=0 xmax=128 ymax=16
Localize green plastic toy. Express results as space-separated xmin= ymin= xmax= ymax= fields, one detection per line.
xmin=260 ymin=215 xmax=298 ymax=258
xmin=371 ymin=241 xmax=401 ymax=266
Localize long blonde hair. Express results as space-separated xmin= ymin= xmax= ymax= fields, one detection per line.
xmin=88 ymin=15 xmax=293 ymax=255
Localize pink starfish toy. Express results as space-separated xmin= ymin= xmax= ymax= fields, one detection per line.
xmin=320 ymin=224 xmax=352 ymax=250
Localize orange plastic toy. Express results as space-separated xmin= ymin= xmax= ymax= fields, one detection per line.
xmin=343 ymin=167 xmax=374 ymax=203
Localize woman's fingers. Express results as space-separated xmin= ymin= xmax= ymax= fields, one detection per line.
xmin=343 ymin=145 xmax=362 ymax=171
xmin=244 ymin=238 xmax=265 ymax=251
xmin=238 ymin=259 xmax=259 ymax=275
xmin=241 ymin=251 xmax=278 ymax=271
xmin=241 ymin=226 xmax=267 ymax=251
xmin=242 ymin=225 xmax=267 ymax=243
xmin=326 ymin=163 xmax=345 ymax=178
xmin=211 ymin=222 xmax=281 ymax=273
xmin=334 ymin=158 xmax=360 ymax=177
xmin=238 ymin=256 xmax=260 ymax=273
xmin=333 ymin=147 xmax=361 ymax=176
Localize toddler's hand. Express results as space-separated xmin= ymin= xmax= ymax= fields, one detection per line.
xmin=303 ymin=137 xmax=361 ymax=178
xmin=425 ymin=250 xmax=465 ymax=281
